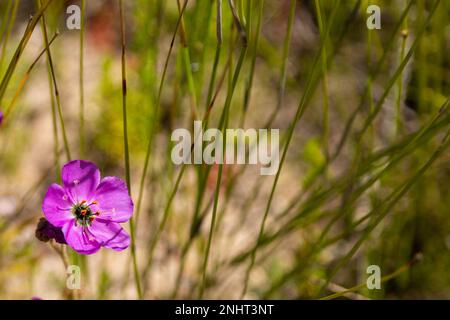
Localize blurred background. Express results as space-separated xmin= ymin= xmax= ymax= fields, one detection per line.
xmin=0 ymin=0 xmax=449 ymax=299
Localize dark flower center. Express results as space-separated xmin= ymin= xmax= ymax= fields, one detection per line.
xmin=72 ymin=201 xmax=99 ymax=227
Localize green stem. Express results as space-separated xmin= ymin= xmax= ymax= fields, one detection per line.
xmin=171 ymin=31 xmax=231 ymax=299
xmin=366 ymin=0 xmax=375 ymax=150
xmin=332 ymin=0 xmax=413 ymax=160
xmin=199 ymin=45 xmax=247 ymax=299
xmin=79 ymin=0 xmax=85 ymax=156
xmin=0 ymin=0 xmax=19 ymax=74
xmin=396 ymin=10 xmax=408 ymax=137
xmin=119 ymin=0 xmax=142 ymax=300
xmin=241 ymin=0 xmax=262 ymax=126
xmin=39 ymin=0 xmax=71 ymax=162
xmin=134 ymin=0 xmax=189 ymax=225
xmin=39 ymin=13 xmax=60 ymax=181
xmin=264 ymin=0 xmax=296 ymax=128
xmin=319 ymin=126 xmax=450 ymax=295
xmin=3 ymin=32 xmax=58 ymax=121
xmin=177 ymin=0 xmax=199 ymax=119
xmin=314 ymin=0 xmax=330 ymax=158
xmin=240 ymin=1 xmax=341 ymax=298
xmin=0 ymin=0 xmax=53 ymax=105
xmin=320 ymin=255 xmax=422 ymax=300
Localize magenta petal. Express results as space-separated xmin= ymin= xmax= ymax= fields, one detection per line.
xmin=62 ymin=160 xmax=100 ymax=204
xmin=42 ymin=184 xmax=73 ymax=227
xmin=93 ymin=176 xmax=133 ymax=223
xmin=88 ymin=220 xmax=130 ymax=251
xmin=62 ymin=221 xmax=100 ymax=255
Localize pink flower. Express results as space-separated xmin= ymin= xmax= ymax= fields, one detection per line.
xmin=42 ymin=160 xmax=133 ymax=254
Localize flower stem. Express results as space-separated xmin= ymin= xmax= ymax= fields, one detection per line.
xmin=119 ymin=0 xmax=142 ymax=300
xmin=36 ymin=0 xmax=60 ymax=181
xmin=396 ymin=6 xmax=408 ymax=137
xmin=199 ymin=1 xmax=248 ymax=298
xmin=264 ymin=0 xmax=295 ymax=128
xmin=314 ymin=0 xmax=330 ymax=159
xmin=242 ymin=0 xmax=263 ymax=126
xmin=39 ymin=1 xmax=72 ymax=162
xmin=79 ymin=0 xmax=86 ymax=157
xmin=176 ymin=0 xmax=199 ymax=120
xmin=366 ymin=0 xmax=375 ymax=151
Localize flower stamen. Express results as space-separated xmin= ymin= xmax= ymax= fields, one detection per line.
xmin=72 ymin=201 xmax=99 ymax=227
